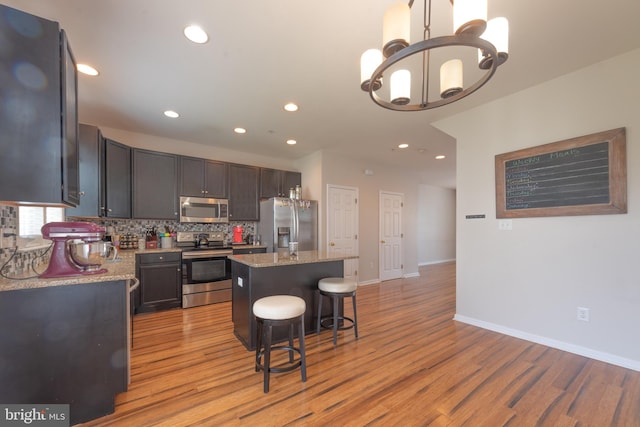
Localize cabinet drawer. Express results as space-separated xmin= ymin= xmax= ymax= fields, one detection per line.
xmin=233 ymin=247 xmax=267 ymax=255
xmin=137 ymin=252 xmax=181 ymax=264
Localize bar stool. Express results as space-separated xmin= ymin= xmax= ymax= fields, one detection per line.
xmin=316 ymin=277 xmax=358 ymax=346
xmin=253 ymin=295 xmax=307 ymax=393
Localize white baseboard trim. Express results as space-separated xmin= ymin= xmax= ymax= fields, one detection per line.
xmin=403 ymin=272 xmax=420 ymax=278
xmin=454 ymin=314 xmax=640 ymax=372
xmin=358 ymin=278 xmax=380 ymax=286
xmin=419 ymin=258 xmax=456 ymax=266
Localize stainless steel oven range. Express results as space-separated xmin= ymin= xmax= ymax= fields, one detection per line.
xmin=177 ymin=231 xmax=232 ymax=308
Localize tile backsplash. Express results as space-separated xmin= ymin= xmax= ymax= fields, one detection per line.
xmin=0 ymin=203 xmax=256 ymax=277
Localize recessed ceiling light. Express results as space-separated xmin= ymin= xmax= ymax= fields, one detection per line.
xmin=435 ymin=155 xmax=446 ymax=160
xmin=234 ymin=128 xmax=246 ymax=134
xmin=284 ymin=103 xmax=298 ymax=112
xmin=184 ymin=25 xmax=208 ymax=44
xmin=398 ymin=143 xmax=409 ymax=148
xmin=164 ymin=110 xmax=179 ymax=118
xmin=76 ymin=63 xmax=99 ymax=76
xmin=286 ymin=139 xmax=297 ymax=145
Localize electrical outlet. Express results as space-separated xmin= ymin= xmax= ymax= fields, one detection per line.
xmin=577 ymin=307 xmax=590 ymax=322
xmin=237 ymin=277 xmax=243 ymax=287
xmin=498 ymin=219 xmax=513 ymax=231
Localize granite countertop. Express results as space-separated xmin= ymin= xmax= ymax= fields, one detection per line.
xmin=228 ymin=250 xmax=358 ymax=268
xmin=0 ymin=247 xmax=181 ymax=292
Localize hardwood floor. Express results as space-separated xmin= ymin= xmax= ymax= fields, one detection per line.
xmin=81 ymin=262 xmax=640 ymax=426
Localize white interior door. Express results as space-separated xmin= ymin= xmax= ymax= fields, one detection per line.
xmin=327 ymin=185 xmax=359 ymax=281
xmin=379 ymin=191 xmax=403 ymax=281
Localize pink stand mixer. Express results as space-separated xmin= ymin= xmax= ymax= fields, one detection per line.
xmin=40 ymin=222 xmax=117 ymax=278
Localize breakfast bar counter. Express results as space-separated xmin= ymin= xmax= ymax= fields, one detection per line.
xmin=229 ymin=250 xmax=358 ymax=350
xmin=0 ymin=247 xmax=179 ymax=425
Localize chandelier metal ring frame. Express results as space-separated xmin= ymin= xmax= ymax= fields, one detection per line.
xmin=368 ymin=34 xmax=498 ymax=111
xmin=361 ymin=0 xmax=509 ymax=112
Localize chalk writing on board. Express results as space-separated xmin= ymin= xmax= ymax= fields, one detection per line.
xmin=504 ymin=141 xmax=609 ymax=210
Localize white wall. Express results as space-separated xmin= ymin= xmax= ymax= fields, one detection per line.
xmin=434 ymin=49 xmax=640 ymax=370
xmin=297 ymin=149 xmax=421 ymax=284
xmin=418 ymin=185 xmax=456 ymax=265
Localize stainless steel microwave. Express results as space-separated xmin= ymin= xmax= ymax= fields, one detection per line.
xmin=179 ymin=196 xmax=229 ymax=223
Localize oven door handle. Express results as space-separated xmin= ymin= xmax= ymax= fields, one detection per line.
xmin=182 ymin=251 xmax=233 ymax=259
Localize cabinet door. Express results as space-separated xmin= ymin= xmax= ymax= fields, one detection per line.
xmin=260 ymin=168 xmax=281 ymax=198
xmin=228 ymin=164 xmax=260 ymax=221
xmin=60 ymin=30 xmax=79 ymax=206
xmin=104 ymin=139 xmax=131 ymax=218
xmin=137 ymin=260 xmax=182 ymax=313
xmin=260 ymin=169 xmax=301 ymax=199
xmin=204 ymin=160 xmax=228 ymax=198
xmin=282 ymin=171 xmax=302 ymax=196
xmin=0 ymin=5 xmax=63 ymax=204
xmin=66 ymin=124 xmax=103 ymax=217
xmin=133 ymin=149 xmax=178 ymax=219
xmin=180 ymin=156 xmax=205 ymax=197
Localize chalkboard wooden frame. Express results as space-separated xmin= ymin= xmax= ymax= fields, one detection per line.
xmin=495 ymin=128 xmax=627 ymax=218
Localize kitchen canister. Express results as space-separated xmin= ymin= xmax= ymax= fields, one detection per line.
xmin=161 ymin=235 xmax=173 ymax=248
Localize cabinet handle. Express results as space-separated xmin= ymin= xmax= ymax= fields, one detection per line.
xmin=330 ymin=242 xmax=335 ymax=246
xmin=78 ymin=191 xmax=85 ymax=197
xmin=107 ymin=208 xmax=112 ymax=212
xmin=381 ymin=240 xmax=386 ymax=244
xmin=159 ymin=256 xmax=164 ymax=260
xmin=177 ymin=268 xmax=181 ymax=272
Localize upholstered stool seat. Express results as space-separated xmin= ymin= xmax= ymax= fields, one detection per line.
xmin=253 ymin=295 xmax=307 ymax=393
xmin=316 ymin=277 xmax=358 ymax=346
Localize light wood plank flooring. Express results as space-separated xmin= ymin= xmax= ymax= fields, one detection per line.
xmin=81 ymin=262 xmax=640 ymax=426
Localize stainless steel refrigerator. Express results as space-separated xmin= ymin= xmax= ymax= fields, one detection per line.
xmin=259 ymin=197 xmax=318 ymax=254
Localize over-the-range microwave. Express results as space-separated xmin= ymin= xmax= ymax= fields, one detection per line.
xmin=179 ymin=196 xmax=229 ymax=223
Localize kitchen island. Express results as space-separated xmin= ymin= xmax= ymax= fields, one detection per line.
xmin=0 ymin=250 xmax=142 ymax=425
xmin=229 ymin=250 xmax=358 ymax=350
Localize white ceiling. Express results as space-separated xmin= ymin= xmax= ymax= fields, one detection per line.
xmin=5 ymin=0 xmax=640 ymax=189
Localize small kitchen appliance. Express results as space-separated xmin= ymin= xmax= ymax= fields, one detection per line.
xmin=40 ymin=221 xmax=117 ymax=278
xmin=233 ymin=225 xmax=244 ymax=243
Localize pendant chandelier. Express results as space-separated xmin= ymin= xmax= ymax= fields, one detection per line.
xmin=360 ymin=0 xmax=509 ymax=111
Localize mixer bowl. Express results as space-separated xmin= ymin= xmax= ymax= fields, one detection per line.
xmin=67 ymin=240 xmax=118 ymax=270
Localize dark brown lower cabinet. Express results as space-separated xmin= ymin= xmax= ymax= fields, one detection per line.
xmin=0 ymin=280 xmax=128 ymax=425
xmin=136 ymin=252 xmax=182 ymax=313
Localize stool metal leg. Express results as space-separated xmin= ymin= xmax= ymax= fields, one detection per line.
xmin=255 ymin=319 xmax=263 ymax=373
xmin=263 ymin=322 xmax=272 ymax=393
xmin=288 ymin=322 xmax=295 ymax=363
xmin=316 ymin=291 xmax=323 ymax=334
xmin=299 ymin=314 xmax=307 ymax=382
xmin=352 ymin=293 xmax=358 ymax=339
xmin=332 ymin=294 xmax=339 ymax=346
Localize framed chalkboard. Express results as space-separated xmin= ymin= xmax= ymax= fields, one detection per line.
xmin=495 ymin=128 xmax=626 ymax=218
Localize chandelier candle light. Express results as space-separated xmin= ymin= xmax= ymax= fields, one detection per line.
xmin=360 ymin=0 xmax=509 ymax=111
